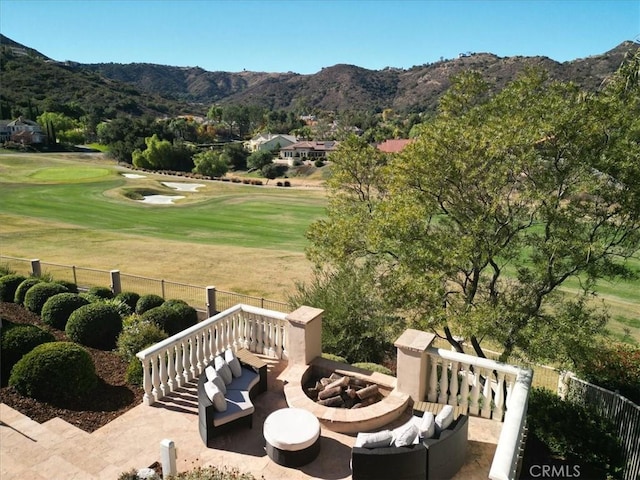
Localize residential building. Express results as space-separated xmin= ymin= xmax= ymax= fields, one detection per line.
xmin=376 ymin=138 xmax=413 ymax=153
xmin=3 ymin=117 xmax=47 ymax=144
xmin=246 ymin=133 xmax=297 ymax=153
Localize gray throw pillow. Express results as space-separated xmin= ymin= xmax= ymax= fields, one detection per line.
xmin=214 ymin=355 xmax=233 ymax=385
xmin=225 ymin=348 xmax=243 ymax=378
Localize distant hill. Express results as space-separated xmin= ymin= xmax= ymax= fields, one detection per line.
xmin=1 ymin=33 xmax=638 ymax=119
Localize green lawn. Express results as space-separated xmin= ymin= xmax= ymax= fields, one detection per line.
xmin=1 ymin=151 xmax=638 ymax=344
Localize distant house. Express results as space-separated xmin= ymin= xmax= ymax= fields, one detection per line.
xmin=2 ymin=117 xmax=47 ymax=144
xmin=246 ymin=133 xmax=297 ymax=153
xmin=376 ymin=138 xmax=413 ymax=153
xmin=279 ymin=140 xmax=339 ymax=166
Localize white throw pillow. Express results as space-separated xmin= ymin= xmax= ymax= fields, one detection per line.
xmin=214 ymin=355 xmax=233 ymax=385
xmin=204 ymin=381 xmax=227 ymax=412
xmin=225 ymin=348 xmax=242 ymax=378
xmin=354 ymin=430 xmax=394 ymax=448
xmin=419 ymin=412 xmax=435 ymax=439
xmin=392 ymin=420 xmax=420 ymax=447
xmin=205 ymin=364 xmax=227 ymax=394
xmin=435 ymin=405 xmax=454 ymax=433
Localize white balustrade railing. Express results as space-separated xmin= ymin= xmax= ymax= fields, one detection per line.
xmin=426 ymin=347 xmax=523 ymax=421
xmin=136 ymin=304 xmax=288 ymax=405
xmin=425 ymin=347 xmax=532 ymax=480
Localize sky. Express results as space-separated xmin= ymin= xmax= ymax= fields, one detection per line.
xmin=1 ymin=0 xmax=638 ymax=74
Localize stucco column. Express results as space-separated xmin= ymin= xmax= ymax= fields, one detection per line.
xmin=285 ymin=306 xmax=323 ymax=366
xmin=394 ymin=329 xmax=436 ymax=402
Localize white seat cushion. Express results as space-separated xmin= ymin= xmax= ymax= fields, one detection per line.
xmin=263 ymin=408 xmax=320 ymax=451
xmin=205 ymin=364 xmax=227 ymax=394
xmin=354 ymin=429 xmax=394 ymax=448
xmin=204 ymin=381 xmax=227 ymax=412
xmin=212 ymin=389 xmax=255 ymax=426
xmin=435 ymin=405 xmax=455 ymax=433
xmin=214 ymin=355 xmax=233 ymax=385
xmin=227 ymin=367 xmax=259 ymax=392
xmin=225 ymin=348 xmax=243 ymax=378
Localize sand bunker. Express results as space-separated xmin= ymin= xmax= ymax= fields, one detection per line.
xmin=139 ymin=195 xmax=185 ymax=204
xmin=162 ymin=182 xmax=205 ymax=192
xmin=122 ymin=173 xmax=147 ymax=179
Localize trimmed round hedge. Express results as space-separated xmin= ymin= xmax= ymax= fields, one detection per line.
xmin=8 ymin=341 xmax=97 ymax=404
xmin=41 ymin=293 xmax=90 ymax=330
xmin=163 ymin=299 xmax=198 ymax=329
xmin=24 ymin=282 xmax=69 ymax=315
xmin=1 ymin=322 xmax=55 ymax=386
xmin=115 ymin=291 xmax=140 ymax=311
xmin=0 ymin=274 xmax=27 ymax=302
xmin=87 ymin=286 xmax=114 ymax=299
xmin=135 ymin=294 xmax=165 ymax=314
xmin=53 ymin=279 xmax=79 ymax=293
xmin=14 ymin=278 xmax=42 ymax=305
xmin=140 ymin=306 xmax=184 ymax=336
xmin=66 ymin=303 xmax=123 ymax=349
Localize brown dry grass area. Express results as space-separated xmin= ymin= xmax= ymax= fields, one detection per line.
xmin=0 ymin=302 xmax=143 ymax=432
xmin=0 ymin=214 xmax=314 ymax=301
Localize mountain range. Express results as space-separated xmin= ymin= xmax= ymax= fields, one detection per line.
xmin=1 ymin=34 xmax=638 ymax=118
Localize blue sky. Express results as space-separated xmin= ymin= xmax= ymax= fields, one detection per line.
xmin=1 ymin=0 xmax=638 ymax=74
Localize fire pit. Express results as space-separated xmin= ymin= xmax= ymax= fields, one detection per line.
xmin=283 ymin=357 xmax=410 ymax=433
xmin=304 ymin=372 xmax=383 ymax=409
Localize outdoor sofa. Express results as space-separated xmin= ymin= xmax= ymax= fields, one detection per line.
xmin=351 ymin=405 xmax=468 ymax=480
xmin=198 ymin=348 xmax=267 ymax=447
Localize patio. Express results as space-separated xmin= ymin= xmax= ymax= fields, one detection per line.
xmin=0 ymin=304 xmax=529 ymax=479
xmin=0 ymin=354 xmax=504 ymax=480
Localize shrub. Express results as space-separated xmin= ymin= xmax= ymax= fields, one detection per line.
xmin=125 ymin=358 xmax=144 ymax=385
xmin=115 ymin=291 xmax=140 ymax=311
xmin=574 ymin=342 xmax=640 ymax=404
xmin=140 ymin=306 xmax=184 ymax=336
xmin=102 ymin=297 xmax=134 ymax=317
xmin=66 ymin=303 xmax=123 ymax=349
xmin=8 ymin=342 xmax=97 ymax=404
xmin=136 ymin=294 xmax=165 ymax=314
xmin=321 ymin=352 xmax=348 ymax=364
xmin=351 ymin=362 xmax=393 ymax=375
xmin=53 ymin=279 xmax=79 ymax=293
xmin=526 ymin=387 xmax=624 ymax=478
xmin=24 ymin=282 xmax=69 ymax=315
xmin=41 ymin=293 xmax=90 ymax=330
xmin=87 ymin=286 xmax=114 ymax=299
xmin=14 ymin=277 xmax=42 ymax=305
xmin=117 ymin=319 xmax=168 ymax=362
xmin=0 ymin=274 xmax=27 ymax=302
xmin=1 ymin=323 xmax=55 ymax=386
xmin=164 ymin=299 xmax=198 ymax=328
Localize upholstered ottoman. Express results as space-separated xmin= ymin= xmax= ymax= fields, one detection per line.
xmin=263 ymin=408 xmax=321 ymax=467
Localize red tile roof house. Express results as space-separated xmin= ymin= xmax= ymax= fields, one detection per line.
xmin=376 ymin=138 xmax=414 ymax=153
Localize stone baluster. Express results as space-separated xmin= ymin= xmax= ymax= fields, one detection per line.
xmin=273 ymin=318 xmax=283 ymax=359
xmin=493 ymin=371 xmax=506 ymax=420
xmin=438 ymin=359 xmax=449 ymax=404
xmin=241 ymin=314 xmax=250 ymax=350
xmin=427 ymin=353 xmax=438 ymax=402
xmin=167 ymin=346 xmax=176 ymax=392
xmin=231 ymin=312 xmax=239 ymax=350
xmin=448 ymin=360 xmax=459 ymax=406
xmin=481 ymin=368 xmax=493 ymax=418
xmin=151 ymin=355 xmax=161 ymax=402
xmin=459 ymin=362 xmax=470 ymax=413
xmin=266 ymin=318 xmax=276 ymax=357
xmin=141 ymin=359 xmax=153 ymax=405
xmin=256 ymin=316 xmax=264 ymax=354
xmin=470 ymin=368 xmax=481 ymax=415
xmin=188 ymin=335 xmax=197 ymax=381
xmin=249 ymin=314 xmax=257 ymax=352
xmin=159 ymin=350 xmax=169 ymax=397
xmin=195 ymin=332 xmax=205 ymax=375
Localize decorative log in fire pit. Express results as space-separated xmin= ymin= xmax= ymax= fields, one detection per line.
xmin=304 ymin=372 xmax=383 ymax=409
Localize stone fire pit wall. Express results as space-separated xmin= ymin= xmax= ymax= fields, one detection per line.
xmin=285 ymin=307 xmax=437 ymax=404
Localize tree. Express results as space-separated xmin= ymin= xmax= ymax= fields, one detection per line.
xmin=220 ymin=142 xmax=249 ymax=170
xmin=306 ymin=59 xmax=640 ymax=366
xmin=192 ymin=150 xmax=228 ymax=178
xmin=261 ymin=163 xmax=287 ymax=183
xmin=247 ymin=149 xmax=274 ymax=171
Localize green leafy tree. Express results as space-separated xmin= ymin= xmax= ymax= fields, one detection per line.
xmin=192 ymin=150 xmax=229 ymax=177
xmin=247 ymin=149 xmax=274 ymax=171
xmin=306 ymin=58 xmax=640 ymax=366
xmin=132 ymin=134 xmax=174 ymax=170
xmin=261 ymin=163 xmax=287 ymax=183
xmin=220 ymin=142 xmax=249 ymax=170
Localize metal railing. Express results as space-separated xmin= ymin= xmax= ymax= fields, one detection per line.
xmin=0 ymin=255 xmax=290 ymax=314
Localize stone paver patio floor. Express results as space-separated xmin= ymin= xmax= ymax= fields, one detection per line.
xmin=0 ymin=356 xmax=502 ymax=480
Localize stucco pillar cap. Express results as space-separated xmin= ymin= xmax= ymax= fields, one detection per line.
xmin=394 ymin=329 xmax=436 ymax=353
xmin=286 ymin=306 xmax=323 ymax=326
